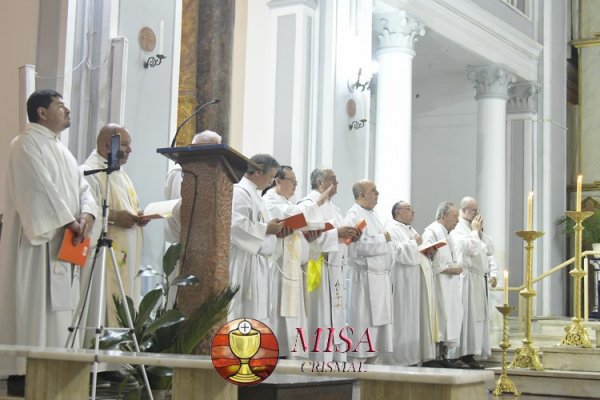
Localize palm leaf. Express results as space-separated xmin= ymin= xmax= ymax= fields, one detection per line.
xmin=167 ymin=286 xmax=238 ymax=354
xmin=135 ymin=288 xmax=163 ymax=329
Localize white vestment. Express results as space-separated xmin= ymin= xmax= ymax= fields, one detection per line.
xmin=263 ymin=188 xmax=321 ymax=357
xmin=164 ymin=164 xmax=182 ymax=243
xmin=384 ymin=220 xmax=422 ymax=365
xmin=0 ymin=123 xmax=97 ymax=375
xmin=80 ymin=150 xmax=143 ymax=331
xmin=229 ymin=177 xmax=276 ymax=324
xmin=422 ymin=221 xmax=463 ymax=346
xmin=450 ymin=217 xmax=495 ymax=358
xmin=298 ymin=191 xmax=348 ymax=361
xmin=345 ymin=204 xmax=394 ymax=358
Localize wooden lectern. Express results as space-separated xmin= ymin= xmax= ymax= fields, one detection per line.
xmin=157 ymin=144 xmax=256 ymax=352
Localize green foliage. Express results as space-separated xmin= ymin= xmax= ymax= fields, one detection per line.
xmin=97 ymin=243 xmax=238 ymax=398
xmin=559 ymin=210 xmax=600 ymax=244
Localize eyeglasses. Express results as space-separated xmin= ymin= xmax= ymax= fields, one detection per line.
xmin=281 ymin=177 xmax=298 ymax=185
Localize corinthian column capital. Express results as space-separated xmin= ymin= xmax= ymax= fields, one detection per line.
xmin=374 ymin=11 xmax=425 ymax=54
xmin=467 ymin=65 xmax=516 ymax=100
xmin=507 ymin=81 xmax=539 ymax=114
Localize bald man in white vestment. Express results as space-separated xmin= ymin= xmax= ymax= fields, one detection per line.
xmin=229 ymin=154 xmax=286 ymax=324
xmin=164 ymin=130 xmax=222 ymax=243
xmin=344 ymin=180 xmax=394 ymax=361
xmin=450 ymin=196 xmax=497 ymax=369
xmin=263 ymin=166 xmax=327 ymax=357
xmin=0 ymin=90 xmax=97 ymax=383
xmin=298 ymin=168 xmax=359 ymax=361
xmin=80 ymin=124 xmax=148 ymax=330
xmin=383 ymin=201 xmax=424 ymax=365
xmin=422 ymin=201 xmax=465 ymax=367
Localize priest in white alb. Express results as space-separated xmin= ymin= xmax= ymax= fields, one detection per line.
xmin=450 ymin=196 xmax=497 ymax=369
xmin=298 ymin=168 xmax=359 ymax=361
xmin=80 ymin=124 xmax=147 ymax=330
xmin=344 ymin=180 xmax=394 ymax=362
xmin=383 ymin=201 xmax=423 ymax=366
xmin=263 ymin=165 xmax=326 ymax=357
xmin=229 ymin=154 xmax=286 ymax=324
xmin=422 ymin=201 xmax=464 ymax=367
xmin=0 ymin=90 xmax=97 ymax=386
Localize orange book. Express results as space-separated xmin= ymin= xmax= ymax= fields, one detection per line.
xmin=418 ymin=239 xmax=447 ymax=254
xmin=281 ymin=212 xmax=308 ymax=230
xmin=57 ymin=229 xmax=91 ymax=267
xmin=302 ymin=222 xmax=335 ymax=239
xmin=344 ymin=218 xmax=367 ymax=245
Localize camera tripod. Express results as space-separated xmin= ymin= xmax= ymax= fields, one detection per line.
xmin=65 ymin=156 xmax=154 ymax=400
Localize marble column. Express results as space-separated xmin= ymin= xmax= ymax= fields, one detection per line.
xmin=196 ymin=0 xmax=235 ymax=143
xmin=507 ymin=81 xmax=539 ymax=307
xmin=176 ymin=0 xmax=200 ymax=146
xmin=267 ymin=0 xmax=317 ymax=191
xmin=467 ymin=65 xmax=516 ymax=271
xmin=373 ymin=11 xmax=424 ymax=216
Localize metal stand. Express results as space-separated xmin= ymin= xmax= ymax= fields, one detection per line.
xmin=493 ymin=304 xmax=520 ymax=397
xmin=559 ymin=211 xmax=594 ymax=348
xmin=510 ymin=230 xmax=544 ymax=371
xmin=65 ymin=162 xmax=154 ymax=400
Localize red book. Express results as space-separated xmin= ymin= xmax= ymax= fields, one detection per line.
xmin=302 ymin=222 xmax=335 ymax=239
xmin=344 ymin=218 xmax=367 ymax=245
xmin=57 ymin=229 xmax=91 ymax=267
xmin=281 ymin=212 xmax=308 ymax=230
xmin=418 ymin=239 xmax=447 ymax=254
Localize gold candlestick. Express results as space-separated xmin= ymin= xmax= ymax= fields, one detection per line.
xmin=559 ymin=210 xmax=594 ymax=348
xmin=493 ymin=304 xmax=520 ymax=397
xmin=510 ymin=230 xmax=544 ymax=371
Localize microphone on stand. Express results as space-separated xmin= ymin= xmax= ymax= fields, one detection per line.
xmin=170 ymin=99 xmax=220 ymax=147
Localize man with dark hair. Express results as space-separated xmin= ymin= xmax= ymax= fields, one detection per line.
xmin=0 ymin=90 xmax=97 ymax=394
xmin=229 ymin=153 xmax=287 ymax=323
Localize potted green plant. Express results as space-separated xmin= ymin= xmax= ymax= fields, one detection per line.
xmin=98 ymin=243 xmax=237 ymax=399
xmin=559 ymin=209 xmax=600 ymax=251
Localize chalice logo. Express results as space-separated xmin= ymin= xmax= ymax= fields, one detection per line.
xmin=211 ymin=318 xmax=279 ymax=386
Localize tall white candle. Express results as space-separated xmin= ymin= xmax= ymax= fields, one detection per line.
xmin=159 ymin=20 xmax=165 ymax=55
xmin=576 ymin=174 xmax=582 ymax=212
xmin=527 ymin=192 xmax=533 ymax=230
xmin=504 ymin=270 xmax=509 ymax=305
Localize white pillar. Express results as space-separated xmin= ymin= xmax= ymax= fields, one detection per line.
xmin=268 ymin=0 xmax=318 ymax=196
xmin=467 ymin=65 xmax=516 ymax=271
xmin=373 ymin=11 xmax=424 ymax=218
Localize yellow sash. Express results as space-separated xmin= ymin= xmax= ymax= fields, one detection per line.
xmin=306 ymin=254 xmax=324 ymax=292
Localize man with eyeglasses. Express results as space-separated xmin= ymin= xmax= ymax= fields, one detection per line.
xmin=449 ymin=196 xmax=497 ymax=369
xmin=229 ymin=154 xmax=288 ymax=325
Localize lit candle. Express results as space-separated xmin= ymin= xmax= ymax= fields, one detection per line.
xmin=503 ymin=270 xmax=509 ymax=305
xmin=576 ymin=174 xmax=582 ymax=212
xmin=527 ymin=192 xmax=533 ymax=230
xmin=159 ymin=20 xmax=165 ymax=55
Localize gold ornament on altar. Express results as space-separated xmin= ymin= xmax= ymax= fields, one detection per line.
xmin=493 ymin=304 xmax=520 ymax=397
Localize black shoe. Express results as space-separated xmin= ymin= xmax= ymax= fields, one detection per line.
xmin=460 ymin=355 xmax=485 ymax=369
xmin=448 ymin=358 xmax=471 ymax=369
xmin=7 ymin=374 xmax=25 ymax=397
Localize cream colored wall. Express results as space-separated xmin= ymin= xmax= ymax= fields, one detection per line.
xmin=580 ymin=0 xmax=600 ymax=183
xmin=0 ymin=0 xmax=39 ymax=212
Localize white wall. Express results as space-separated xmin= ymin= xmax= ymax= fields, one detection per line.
xmin=411 ymin=90 xmax=478 ymax=232
xmin=0 ymin=0 xmax=39 ymax=213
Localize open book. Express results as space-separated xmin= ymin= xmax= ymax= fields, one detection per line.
xmin=140 ymin=199 xmax=179 ymax=220
xmin=344 ymin=218 xmax=366 ymax=245
xmin=302 ymin=221 xmax=335 ymax=239
xmin=418 ymin=238 xmax=447 ymax=254
xmin=57 ymin=229 xmax=91 ymax=267
xmin=281 ymin=212 xmax=308 ymax=230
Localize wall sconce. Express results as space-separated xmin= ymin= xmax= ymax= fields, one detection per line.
xmin=347 ymin=68 xmax=372 ymax=93
xmin=346 ymin=98 xmax=367 ymax=131
xmin=139 ymin=23 xmax=167 ymax=69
